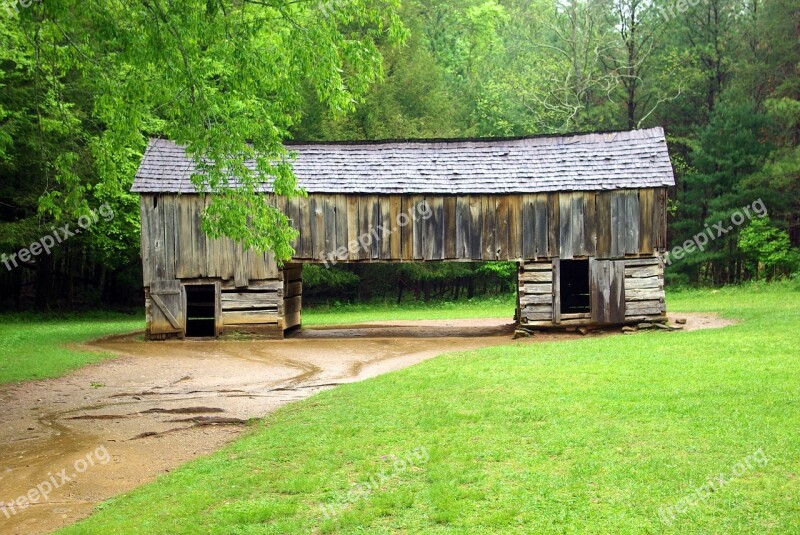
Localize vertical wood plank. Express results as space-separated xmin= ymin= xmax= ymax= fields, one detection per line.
xmin=400 ymin=196 xmax=414 ymax=260
xmin=191 ymin=195 xmax=210 ymax=277
xmin=160 ymin=195 xmax=176 ymax=281
xmin=590 ymin=258 xmax=604 ymax=324
xmin=456 ymin=196 xmax=471 ymax=259
xmin=390 ymin=195 xmax=402 ymax=260
xmin=200 ymin=196 xmax=218 ymax=277
xmin=522 ymin=194 xmax=535 ymax=259
xmin=639 ymin=189 xmax=654 ymax=253
xmin=515 ymin=261 xmax=522 ymax=322
xmin=653 ymin=188 xmax=667 ymax=250
xmin=547 ymin=193 xmax=559 ymax=258
xmin=174 ymin=196 xmax=190 ymax=278
xmin=249 ymin=246 xmax=266 ymax=281
xmin=422 ymin=196 xmax=433 ymax=260
xmin=218 ymin=197 xmax=235 ymax=280
xmin=285 ymin=195 xmax=300 ymax=252
xmin=412 ymin=195 xmax=424 ymax=260
xmin=469 ymin=195 xmax=482 ymax=260
xmin=559 ymin=193 xmax=573 ymax=259
xmin=481 ymin=195 xmax=497 ymax=260
xmin=444 ymin=196 xmax=457 ymax=259
xmin=625 ymin=190 xmax=641 ymax=255
xmin=214 ymin=281 xmax=222 ymax=336
xmin=425 ymin=196 xmax=444 ymax=260
xmin=370 ymin=195 xmax=382 ymax=260
xmin=233 ymin=243 xmax=248 ymax=288
xmin=380 ymin=196 xmax=392 ymax=259
xmin=584 ymin=192 xmax=597 ymax=256
xmin=263 ymin=251 xmax=280 ymax=279
xmin=139 ymin=197 xmax=154 ymax=287
xmin=596 ymin=191 xmax=612 ymax=259
xmin=265 ymin=193 xmax=281 ymax=271
xmin=322 ymin=195 xmax=336 ymax=260
xmin=298 ymin=195 xmax=312 ymax=259
xmin=611 ymin=260 xmax=626 ymax=322
xmin=334 ymin=194 xmax=348 ymax=261
xmin=552 ymin=258 xmax=561 ymax=324
xmin=610 ymin=191 xmax=625 ymax=258
xmin=314 ymin=194 xmax=328 ymax=255
xmin=534 ymin=194 xmax=549 ymax=259
xmin=204 ymin=196 xmax=220 ymax=279
xmin=358 ymin=196 xmax=372 ymax=261
xmin=347 ymin=195 xmax=359 ymax=261
xmin=152 ymin=195 xmax=165 ymax=281
xmin=571 ymin=192 xmax=585 ymax=257
xmin=496 ymin=195 xmax=509 ymax=260
xmin=508 ymin=195 xmax=522 ymax=260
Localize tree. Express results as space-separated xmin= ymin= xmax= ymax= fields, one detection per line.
xmin=738 ymin=217 xmax=796 ymax=279
xmin=10 ymin=0 xmax=406 ymax=260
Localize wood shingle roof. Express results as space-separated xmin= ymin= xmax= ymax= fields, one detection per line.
xmin=132 ymin=127 xmax=675 ymax=194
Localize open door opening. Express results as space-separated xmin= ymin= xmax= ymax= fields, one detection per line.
xmin=560 ymin=259 xmax=590 ymax=314
xmin=185 ymin=284 xmax=216 ymax=337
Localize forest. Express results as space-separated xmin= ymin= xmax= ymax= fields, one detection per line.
xmin=0 ymin=0 xmax=798 ymax=310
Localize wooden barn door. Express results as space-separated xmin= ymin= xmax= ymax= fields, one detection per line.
xmin=149 ymin=280 xmax=185 ymax=337
xmin=589 ymin=259 xmax=625 ymax=324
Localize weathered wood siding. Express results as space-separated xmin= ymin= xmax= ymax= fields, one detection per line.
xmin=518 ymin=261 xmax=554 ymax=322
xmin=139 ymin=188 xmax=668 ymax=337
xmin=589 ymin=259 xmax=626 ymax=324
xmin=140 ymin=194 xmax=280 ymax=289
xmin=144 ymin=278 xmax=286 ymax=339
xmin=140 ymin=189 xmax=667 ymax=279
xmin=145 ymin=280 xmax=185 ymax=339
xmin=282 ymin=264 xmax=303 ymax=330
xmin=279 ymin=189 xmax=667 ymax=263
xmin=623 ymin=257 xmax=667 ymax=319
xmin=519 ymin=255 xmax=666 ymax=326
xmin=221 ymin=279 xmax=282 ymax=336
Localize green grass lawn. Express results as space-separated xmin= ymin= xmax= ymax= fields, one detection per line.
xmin=59 ymin=281 xmax=800 ymax=534
xmin=302 ymin=295 xmax=516 ymax=325
xmin=0 ymin=312 xmax=143 ymax=385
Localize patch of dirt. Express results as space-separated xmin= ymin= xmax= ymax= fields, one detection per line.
xmin=139 ymin=407 xmax=225 ymax=415
xmin=667 ymin=311 xmax=737 ymax=331
xmin=0 ymin=314 xmax=731 ymax=533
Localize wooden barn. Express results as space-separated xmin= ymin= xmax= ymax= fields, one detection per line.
xmin=132 ymin=127 xmax=674 ymax=339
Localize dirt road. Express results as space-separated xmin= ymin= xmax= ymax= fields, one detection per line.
xmin=0 ymin=314 xmax=730 ymax=534
xmin=0 ymin=319 xmax=518 ymax=533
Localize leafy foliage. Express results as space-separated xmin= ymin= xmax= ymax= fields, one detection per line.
xmin=738 ymin=218 xmax=796 ymax=279
xmin=0 ymin=0 xmax=404 ymax=308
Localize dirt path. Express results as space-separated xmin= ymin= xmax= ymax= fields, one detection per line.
xmin=0 ymin=313 xmax=731 ymax=534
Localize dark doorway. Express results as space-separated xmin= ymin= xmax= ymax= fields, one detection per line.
xmin=560 ymin=260 xmax=590 ymax=314
xmin=185 ymin=285 xmax=216 ymax=337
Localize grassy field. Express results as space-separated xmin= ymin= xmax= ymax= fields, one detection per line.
xmin=0 ymin=312 xmax=143 ymax=385
xmin=58 ymin=281 xmax=800 ymax=534
xmin=303 ymin=295 xmax=516 ymax=325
